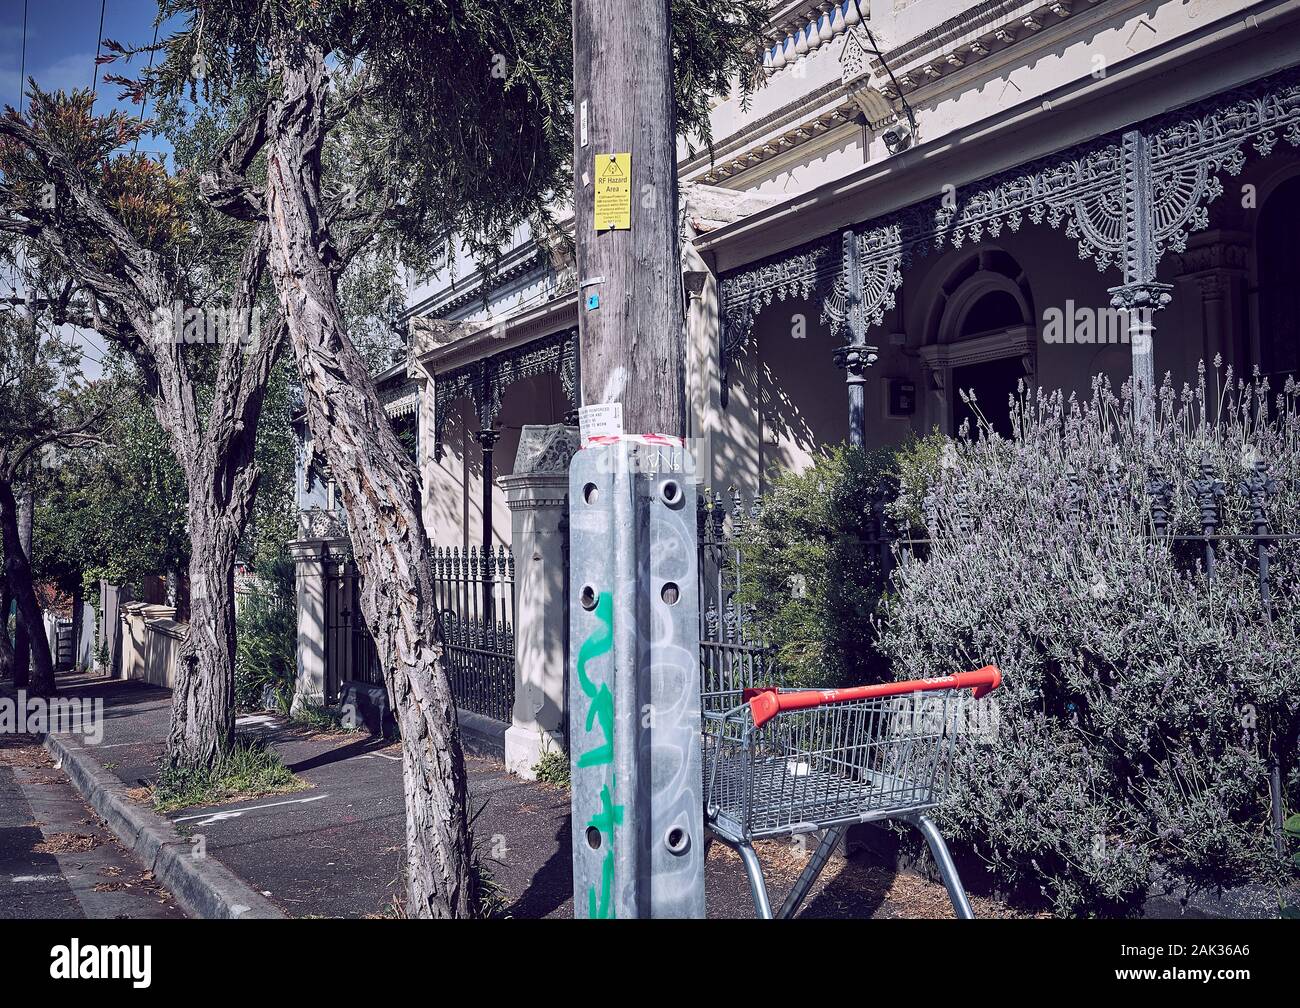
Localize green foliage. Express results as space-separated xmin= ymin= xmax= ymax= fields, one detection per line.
xmin=732 ymin=443 xmax=905 ymax=689
xmin=877 ymin=367 xmax=1300 ymax=915
xmin=532 ymin=745 xmax=571 ymax=790
xmin=35 ymin=366 xmax=188 ymax=594
xmin=145 ymin=0 xmax=769 ymax=271
xmin=292 ymin=701 xmax=360 ymax=733
xmin=234 ymin=587 xmax=296 ymax=711
xmin=153 ymin=738 xmax=305 ymax=812
xmin=891 ymin=427 xmax=949 ymax=531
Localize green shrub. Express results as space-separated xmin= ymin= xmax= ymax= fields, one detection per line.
xmin=877 ymin=367 xmax=1300 ymax=914
xmin=532 ymin=745 xmax=571 ymax=790
xmin=731 ymin=439 xmax=934 ymax=688
xmin=234 ymin=583 xmax=295 ymax=711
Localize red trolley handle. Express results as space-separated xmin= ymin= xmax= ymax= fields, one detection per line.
xmin=743 ymin=665 xmax=1002 ymax=729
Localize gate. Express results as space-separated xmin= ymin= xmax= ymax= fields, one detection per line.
xmin=324 ymin=557 xmax=382 ymax=702
xmin=431 ymin=545 xmax=516 ymax=725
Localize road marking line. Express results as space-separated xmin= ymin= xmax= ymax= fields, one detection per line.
xmin=175 ymin=793 xmax=330 ymax=827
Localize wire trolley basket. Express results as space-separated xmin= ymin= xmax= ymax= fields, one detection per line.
xmin=703 ymin=666 xmax=1002 ymax=919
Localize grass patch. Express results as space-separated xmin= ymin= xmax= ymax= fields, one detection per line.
xmin=292 ymin=701 xmax=360 ymax=734
xmin=532 ymin=745 xmax=570 ymax=791
xmin=152 ymin=739 xmax=308 ymax=812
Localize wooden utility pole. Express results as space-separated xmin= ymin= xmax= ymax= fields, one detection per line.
xmin=567 ymin=1 xmax=705 ymax=919
xmin=571 ymin=0 xmax=684 ymax=436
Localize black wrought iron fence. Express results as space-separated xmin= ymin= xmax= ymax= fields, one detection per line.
xmin=431 ymin=545 xmax=516 ymax=725
xmin=697 ymin=490 xmax=772 ymax=714
xmin=696 ymin=487 xmax=906 ymax=712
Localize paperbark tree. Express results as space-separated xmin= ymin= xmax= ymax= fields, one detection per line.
xmin=0 ymin=571 xmax=13 ymax=680
xmin=0 ymin=90 xmax=284 ymax=765
xmin=152 ymin=0 xmax=767 ymax=916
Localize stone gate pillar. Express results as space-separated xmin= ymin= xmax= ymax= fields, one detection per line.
xmin=500 ymin=424 xmax=580 ymax=779
xmin=290 ymin=510 xmax=348 ymax=713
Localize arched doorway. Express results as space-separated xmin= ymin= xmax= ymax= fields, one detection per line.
xmin=1256 ymin=174 xmax=1300 ymax=384
xmin=920 ymin=250 xmax=1035 ymax=438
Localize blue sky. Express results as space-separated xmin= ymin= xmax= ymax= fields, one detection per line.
xmin=0 ymin=0 xmax=178 ymax=163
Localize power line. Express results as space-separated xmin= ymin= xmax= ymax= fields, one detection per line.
xmin=91 ymin=0 xmax=107 ymax=96
xmin=18 ymin=0 xmax=27 ymax=112
xmin=133 ymin=18 xmax=161 ymax=154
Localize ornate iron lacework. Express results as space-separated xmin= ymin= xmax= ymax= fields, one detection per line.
xmin=718 ymin=66 xmax=1300 ymax=364
xmin=716 ymin=235 xmax=838 ymax=407
xmin=432 ymin=327 xmax=579 ymax=461
xmin=1143 ymin=71 xmax=1300 ymax=265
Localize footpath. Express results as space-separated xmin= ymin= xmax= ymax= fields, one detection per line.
xmin=2 ymin=671 xmax=1016 ymax=919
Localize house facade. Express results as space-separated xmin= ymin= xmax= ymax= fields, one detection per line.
xmin=398 ymin=0 xmax=1300 ymax=550
xmin=292 ymin=0 xmax=1300 ymax=759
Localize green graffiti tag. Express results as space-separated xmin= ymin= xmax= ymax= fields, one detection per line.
xmin=587 ymin=784 xmax=623 ymax=919
xmin=575 ymin=592 xmax=615 ymax=769
xmin=575 ymin=591 xmax=623 ymax=918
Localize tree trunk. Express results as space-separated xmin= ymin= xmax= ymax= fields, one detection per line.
xmin=12 ymin=485 xmax=32 ymax=688
xmin=0 ymin=480 xmax=55 ymax=694
xmin=0 ymin=573 xmax=13 ymax=681
xmin=572 ymin=0 xmax=685 ymax=436
xmin=263 ymin=40 xmax=476 ymax=918
xmin=165 ymin=498 xmax=240 ymax=771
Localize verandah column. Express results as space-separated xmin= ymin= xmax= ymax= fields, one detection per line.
xmin=834 ymin=228 xmax=880 ymax=446
xmin=1109 ymin=130 xmax=1173 ymax=423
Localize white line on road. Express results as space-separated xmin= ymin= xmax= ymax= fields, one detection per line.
xmin=174 ymin=793 xmax=331 ymax=827
xmin=10 ymin=874 xmax=62 ymax=883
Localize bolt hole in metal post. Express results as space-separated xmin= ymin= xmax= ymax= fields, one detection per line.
xmin=586 ymin=826 xmax=602 ymax=850
xmin=659 ymin=479 xmax=682 ymax=508
xmin=661 ymin=581 xmax=679 ymax=605
xmin=665 ymin=826 xmax=690 ymax=855
xmin=583 ymin=481 xmax=599 ymax=505
xmin=580 ymin=584 xmax=598 ymax=611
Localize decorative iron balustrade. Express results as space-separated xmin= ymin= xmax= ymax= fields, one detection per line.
xmin=717 ymin=65 xmax=1300 ymax=405
xmin=431 ymin=545 xmax=516 ymax=725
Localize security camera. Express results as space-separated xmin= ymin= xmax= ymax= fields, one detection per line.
xmin=882 ymin=120 xmax=914 ymax=154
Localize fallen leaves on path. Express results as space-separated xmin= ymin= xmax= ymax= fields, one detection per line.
xmin=34 ymin=832 xmax=100 ymax=854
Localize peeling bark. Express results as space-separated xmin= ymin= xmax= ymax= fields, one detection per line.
xmin=262 ymin=41 xmax=475 ymax=918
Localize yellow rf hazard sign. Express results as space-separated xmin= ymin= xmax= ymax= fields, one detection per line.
xmin=593 ymin=153 xmax=631 ymax=231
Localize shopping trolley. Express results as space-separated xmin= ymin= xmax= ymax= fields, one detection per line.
xmin=703 ymin=666 xmax=1002 ymax=919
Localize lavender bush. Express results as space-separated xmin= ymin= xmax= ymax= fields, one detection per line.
xmin=876 ymin=366 xmax=1300 ymax=914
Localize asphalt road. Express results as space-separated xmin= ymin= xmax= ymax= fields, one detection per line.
xmin=0 ymin=734 xmax=183 ymax=919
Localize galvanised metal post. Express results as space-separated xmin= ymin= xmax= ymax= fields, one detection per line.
xmin=568 ymin=440 xmax=703 ymax=918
